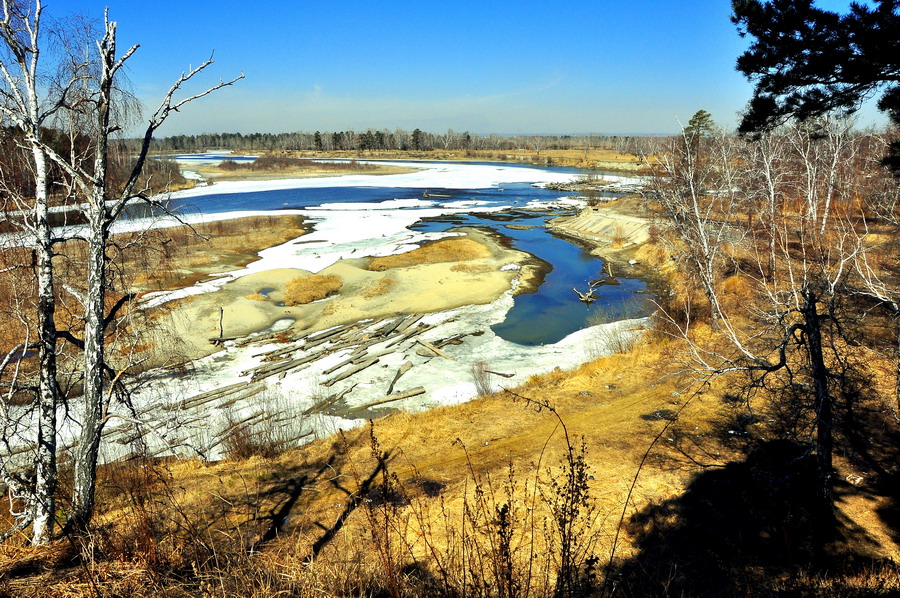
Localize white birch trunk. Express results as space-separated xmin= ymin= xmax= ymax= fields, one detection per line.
xmin=29 ymin=143 xmax=58 ymax=545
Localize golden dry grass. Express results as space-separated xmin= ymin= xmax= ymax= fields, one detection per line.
xmin=449 ymin=262 xmax=494 ymax=273
xmin=283 ymin=273 xmax=342 ymax=305
xmin=360 ymin=276 xmax=395 ymax=298
xmin=4 ymin=197 xmax=898 ymax=595
xmin=286 ymin=147 xmax=650 ymax=173
xmin=128 ymin=215 xmax=307 ymax=293
xmin=4 ymin=326 xmax=898 ymax=596
xmin=244 ymin=292 xmax=268 ymax=302
xmin=368 ymin=238 xmax=491 ymax=271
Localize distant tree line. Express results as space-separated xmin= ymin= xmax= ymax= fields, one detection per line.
xmin=122 ymin=128 xmax=666 ymax=156
xmin=0 ymin=126 xmax=186 ymax=206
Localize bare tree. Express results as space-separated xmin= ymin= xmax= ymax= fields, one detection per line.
xmin=0 ymin=0 xmax=73 ymax=544
xmin=43 ymin=11 xmax=241 ymax=531
xmin=659 ymin=119 xmax=874 ymax=511
xmin=651 ymin=117 xmax=742 ymax=330
xmin=0 ymin=1 xmax=240 ymax=542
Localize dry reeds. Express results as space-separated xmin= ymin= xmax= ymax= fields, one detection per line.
xmin=284 ymin=273 xmax=342 ymax=306
xmin=368 ymin=238 xmax=491 ymax=271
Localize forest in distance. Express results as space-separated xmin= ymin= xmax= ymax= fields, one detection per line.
xmin=1 ymin=0 xmax=900 ymax=596
xmin=127 ymin=128 xmax=663 ymax=163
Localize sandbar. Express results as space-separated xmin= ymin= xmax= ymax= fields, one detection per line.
xmin=153 ymin=228 xmax=538 ymax=362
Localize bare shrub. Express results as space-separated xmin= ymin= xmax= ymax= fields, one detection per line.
xmin=220 ymin=393 xmax=310 ymax=460
xmin=472 ymin=361 xmax=493 ymax=396
xmin=283 ymin=273 xmax=342 ymax=306
xmin=610 ymin=223 xmax=628 ymax=246
xmin=592 ymin=324 xmax=641 ymax=356
xmin=340 ymin=417 xmax=600 ymax=598
xmin=587 ymin=303 xmax=643 ymax=356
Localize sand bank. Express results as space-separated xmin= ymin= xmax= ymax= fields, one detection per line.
xmin=157 ymin=228 xmax=537 ymax=361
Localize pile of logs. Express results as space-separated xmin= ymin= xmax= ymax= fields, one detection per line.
xmin=96 ymin=313 xmax=478 ymax=461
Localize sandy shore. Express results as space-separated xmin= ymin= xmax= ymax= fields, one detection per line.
xmin=193 ymin=163 xmax=416 ymax=182
xmin=156 ymin=228 xmax=537 ymax=362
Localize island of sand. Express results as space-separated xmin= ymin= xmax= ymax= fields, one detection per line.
xmin=154 ymin=228 xmax=541 ymax=362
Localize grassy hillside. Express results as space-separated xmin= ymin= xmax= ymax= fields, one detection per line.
xmin=2 ymin=139 xmax=899 ymax=596
xmin=2 ymin=218 xmax=898 ymax=596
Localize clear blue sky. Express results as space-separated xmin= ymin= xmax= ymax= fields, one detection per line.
xmin=45 ymin=0 xmax=887 ymax=136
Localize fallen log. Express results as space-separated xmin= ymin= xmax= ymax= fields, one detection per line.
xmin=248 ymin=351 xmax=323 ymax=381
xmin=253 ymin=340 xmax=306 ymax=361
xmin=322 ymin=357 xmax=381 ymax=387
xmin=415 ymin=337 xmax=455 ymax=361
xmin=386 ymin=323 xmax=433 ymax=348
xmin=304 ymin=384 xmax=357 ymax=415
xmin=322 ymin=350 xmax=367 ymax=376
xmin=394 ymin=314 xmax=424 ymax=334
xmin=375 ymin=316 xmax=409 ymax=338
xmin=307 ymin=321 xmax=363 ymax=343
xmin=386 ymin=361 xmax=413 ymax=395
xmin=341 ymin=387 xmax=426 ymax=416
xmin=165 ymin=381 xmax=250 ymax=411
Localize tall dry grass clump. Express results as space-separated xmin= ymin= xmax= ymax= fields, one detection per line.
xmin=368 ymin=238 xmax=490 ymax=271
xmin=284 ymin=273 xmax=342 ymax=305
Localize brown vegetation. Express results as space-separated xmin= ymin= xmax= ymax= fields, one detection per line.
xmin=2 ymin=322 xmax=897 ymax=596
xmin=283 ymin=273 xmax=343 ymax=306
xmin=450 ymin=262 xmax=494 ymax=274
xmin=197 ymin=156 xmax=413 ymax=181
xmin=361 ymin=276 xmax=396 ymax=298
xmin=368 ymin=238 xmax=491 ymax=271
xmin=3 ymin=130 xmax=900 ymax=595
xmin=128 ymin=215 xmax=307 ymax=293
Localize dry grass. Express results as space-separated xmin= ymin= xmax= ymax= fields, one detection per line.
xmin=287 ymin=147 xmax=649 ymax=173
xmin=198 ymin=156 xmax=413 ymax=181
xmin=3 ymin=329 xmax=898 ymax=596
xmin=368 ymin=238 xmax=491 ymax=271
xmin=3 ymin=191 xmax=898 ymax=595
xmin=283 ymin=273 xmax=342 ymax=306
xmin=244 ymin=292 xmax=268 ymax=302
xmin=127 ymin=215 xmax=307 ymax=293
xmin=361 ymin=276 xmax=395 ymax=298
xmin=450 ymin=261 xmax=494 ymax=273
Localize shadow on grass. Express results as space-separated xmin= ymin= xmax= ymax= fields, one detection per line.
xmin=609 ymin=439 xmax=899 ymax=597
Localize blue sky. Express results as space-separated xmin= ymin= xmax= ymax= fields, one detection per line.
xmin=45 ymin=0 xmax=887 ymax=136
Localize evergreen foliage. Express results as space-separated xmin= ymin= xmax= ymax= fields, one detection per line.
xmin=732 ymin=0 xmax=900 ymax=171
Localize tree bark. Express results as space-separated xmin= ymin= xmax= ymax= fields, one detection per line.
xmin=30 ymin=143 xmax=58 ymax=545
xmin=69 ymin=42 xmax=114 ymax=528
xmin=802 ymin=287 xmax=834 ymax=510
xmin=69 ymin=207 xmax=108 ymax=529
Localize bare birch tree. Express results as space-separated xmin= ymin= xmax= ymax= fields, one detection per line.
xmin=659 ymin=119 xmax=874 ymax=511
xmin=0 ymin=0 xmax=240 ymax=542
xmin=651 ymin=115 xmax=743 ymax=330
xmin=43 ymin=11 xmax=241 ymax=531
xmin=0 ymin=0 xmax=74 ymax=544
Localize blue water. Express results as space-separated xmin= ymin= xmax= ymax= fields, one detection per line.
xmin=165 ymin=153 xmax=258 ymax=162
xmin=412 ymin=212 xmax=650 ymax=345
xmin=138 ymin=161 xmax=651 ymax=346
